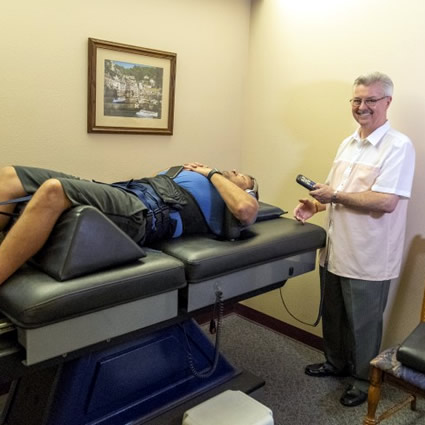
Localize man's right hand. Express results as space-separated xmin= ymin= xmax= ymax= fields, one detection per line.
xmin=293 ymin=198 xmax=317 ymax=224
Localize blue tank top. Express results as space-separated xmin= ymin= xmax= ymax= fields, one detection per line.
xmin=113 ymin=171 xmax=225 ymax=238
xmin=171 ymin=171 xmax=224 ymax=237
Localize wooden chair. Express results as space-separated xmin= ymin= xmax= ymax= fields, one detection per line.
xmin=363 ymin=288 xmax=425 ymax=424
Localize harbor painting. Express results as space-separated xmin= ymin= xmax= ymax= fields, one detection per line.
xmin=88 ymin=38 xmax=176 ymax=135
xmin=104 ymin=60 xmax=163 ymax=119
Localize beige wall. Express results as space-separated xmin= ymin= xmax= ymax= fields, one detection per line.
xmin=1 ymin=0 xmax=425 ymax=349
xmin=243 ymin=0 xmax=425 ymax=348
xmin=0 ymin=0 xmax=251 ymax=181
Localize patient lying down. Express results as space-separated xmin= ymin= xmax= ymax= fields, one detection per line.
xmin=0 ymin=163 xmax=259 ymax=285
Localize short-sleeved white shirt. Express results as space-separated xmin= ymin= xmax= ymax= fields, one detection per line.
xmin=319 ymin=121 xmax=415 ymax=280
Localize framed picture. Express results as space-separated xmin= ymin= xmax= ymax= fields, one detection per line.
xmin=88 ymin=38 xmax=176 ymax=135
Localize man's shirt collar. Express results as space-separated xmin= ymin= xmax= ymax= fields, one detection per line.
xmin=351 ymin=121 xmax=390 ymax=146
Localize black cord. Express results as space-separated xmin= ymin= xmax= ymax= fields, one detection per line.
xmin=182 ymin=289 xmax=224 ymax=379
xmin=279 ymin=281 xmax=324 ymax=327
xmin=279 ymin=228 xmax=331 ymax=327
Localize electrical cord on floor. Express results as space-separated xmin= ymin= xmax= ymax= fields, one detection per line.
xmin=279 ymin=230 xmax=331 ymax=327
xmin=279 ymin=281 xmax=324 ymax=327
xmin=182 ymin=288 xmax=224 ymax=379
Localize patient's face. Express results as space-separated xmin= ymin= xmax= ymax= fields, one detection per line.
xmin=222 ymin=170 xmax=253 ymax=190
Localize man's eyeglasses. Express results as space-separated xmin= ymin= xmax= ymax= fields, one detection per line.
xmin=349 ymin=96 xmax=388 ymax=107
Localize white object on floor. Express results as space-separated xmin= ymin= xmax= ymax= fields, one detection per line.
xmin=182 ymin=390 xmax=274 ymax=425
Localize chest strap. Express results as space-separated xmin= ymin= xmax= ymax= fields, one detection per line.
xmin=141 ymin=175 xmax=209 ymax=236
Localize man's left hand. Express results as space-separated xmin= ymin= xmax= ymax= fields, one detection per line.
xmin=183 ymin=162 xmax=212 ymax=177
xmin=310 ymin=183 xmax=334 ymax=204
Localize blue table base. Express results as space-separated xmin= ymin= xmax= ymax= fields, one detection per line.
xmin=3 ymin=319 xmax=238 ymax=425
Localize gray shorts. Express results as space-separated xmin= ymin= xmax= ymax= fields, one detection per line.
xmin=14 ymin=165 xmax=148 ymax=245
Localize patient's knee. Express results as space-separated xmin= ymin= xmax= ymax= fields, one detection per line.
xmin=32 ymin=179 xmax=72 ymax=211
xmin=0 ymin=166 xmax=24 ymax=197
xmin=0 ymin=166 xmax=17 ymax=180
xmin=0 ymin=166 xmax=26 ymax=230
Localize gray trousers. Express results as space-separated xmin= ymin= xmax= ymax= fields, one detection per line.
xmin=320 ymin=267 xmax=390 ymax=392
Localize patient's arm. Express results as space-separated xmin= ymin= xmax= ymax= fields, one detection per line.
xmin=209 ymin=172 xmax=258 ymax=225
xmin=183 ymin=163 xmax=259 ymax=226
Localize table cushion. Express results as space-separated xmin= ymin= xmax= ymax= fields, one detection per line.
xmin=0 ymin=249 xmax=185 ymax=328
xmin=153 ymin=217 xmax=326 ymax=283
xmin=30 ymin=205 xmax=146 ymax=281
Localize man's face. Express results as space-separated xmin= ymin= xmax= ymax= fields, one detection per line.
xmin=351 ymin=83 xmax=392 ymax=134
xmin=222 ymin=170 xmax=253 ymax=191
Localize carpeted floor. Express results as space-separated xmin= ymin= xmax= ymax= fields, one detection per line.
xmin=205 ymin=313 xmax=425 ymax=425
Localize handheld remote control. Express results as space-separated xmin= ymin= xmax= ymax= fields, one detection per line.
xmin=296 ymin=174 xmax=316 ymax=191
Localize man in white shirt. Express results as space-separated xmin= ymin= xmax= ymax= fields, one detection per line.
xmin=294 ymin=72 xmax=415 ymax=407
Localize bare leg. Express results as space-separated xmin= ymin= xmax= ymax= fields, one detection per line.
xmin=0 ymin=166 xmax=27 ymax=230
xmin=0 ymin=179 xmax=72 ymax=285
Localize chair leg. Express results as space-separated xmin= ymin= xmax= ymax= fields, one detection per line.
xmin=411 ymin=394 xmax=417 ymax=411
xmin=363 ymin=366 xmax=383 ymax=425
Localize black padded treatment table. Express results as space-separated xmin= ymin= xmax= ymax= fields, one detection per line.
xmin=0 ymin=202 xmax=325 ymax=425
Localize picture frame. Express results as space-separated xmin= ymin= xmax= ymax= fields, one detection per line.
xmin=88 ymin=38 xmax=176 ymax=135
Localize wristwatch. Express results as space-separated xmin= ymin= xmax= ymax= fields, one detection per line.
xmin=207 ymin=168 xmax=223 ymax=181
xmin=331 ymin=190 xmax=338 ymax=204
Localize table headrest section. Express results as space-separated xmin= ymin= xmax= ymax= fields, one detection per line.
xmin=222 ymin=201 xmax=286 ymax=240
xmin=0 ymin=250 xmax=186 ymax=328
xmin=30 ymin=206 xmax=146 ymax=281
xmin=153 ymin=217 xmax=326 ymax=283
xmin=255 ymin=201 xmax=287 ymax=221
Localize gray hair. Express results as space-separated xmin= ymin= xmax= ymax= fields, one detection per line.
xmin=353 ymin=72 xmax=394 ymax=96
xmin=247 ymin=175 xmax=259 ymax=200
